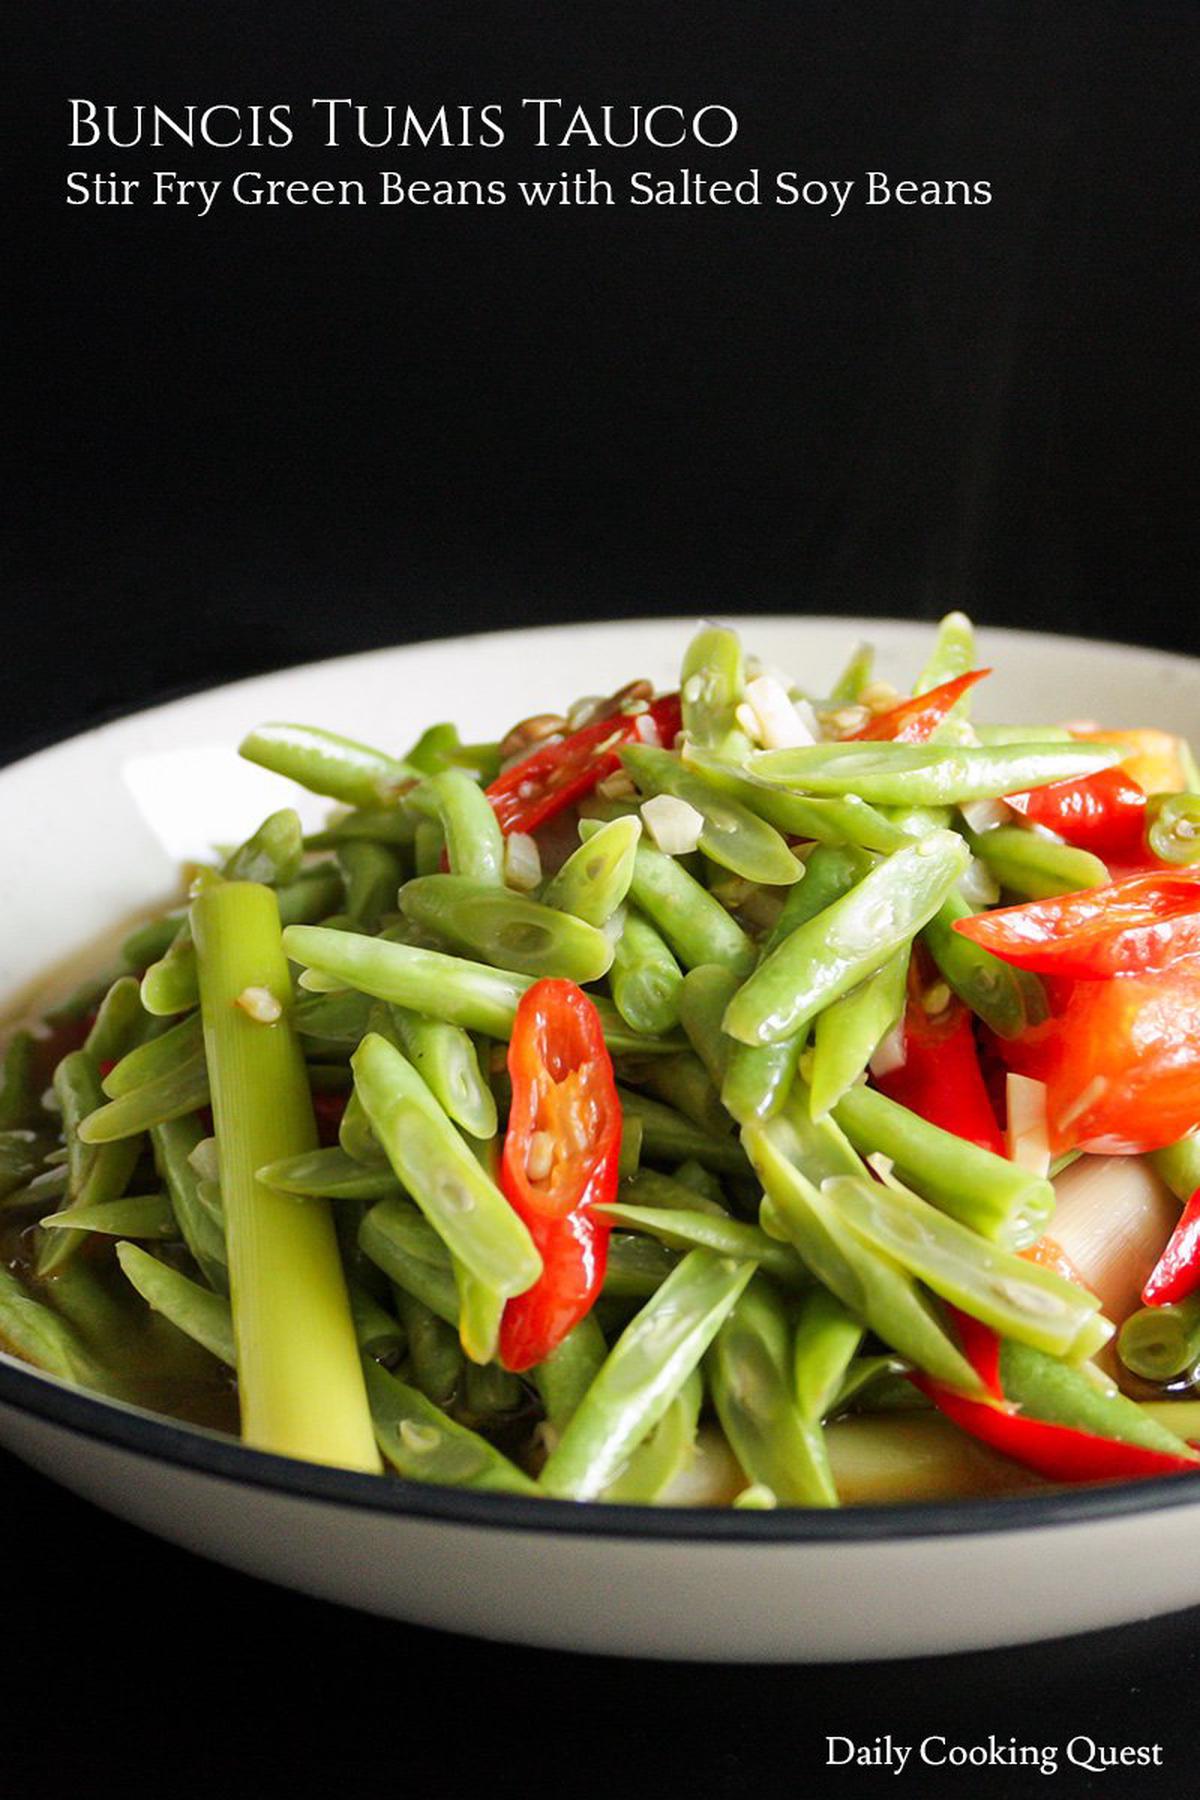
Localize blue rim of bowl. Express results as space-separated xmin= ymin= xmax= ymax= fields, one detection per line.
xmin=3 ymin=616 xmax=1200 ymax=1544
xmin=4 ymin=1350 xmax=1200 ymax=1541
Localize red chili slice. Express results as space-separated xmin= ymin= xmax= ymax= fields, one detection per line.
xmin=952 ymin=868 xmax=1200 ymax=979
xmin=1142 ymin=1189 xmax=1200 ymax=1307
xmin=849 ymin=669 xmax=990 ymax=743
xmin=1005 ymin=767 xmax=1147 ymax=862
xmin=486 ymin=694 xmax=681 ymax=836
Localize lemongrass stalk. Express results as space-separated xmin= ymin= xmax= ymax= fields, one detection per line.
xmin=192 ymin=881 xmax=379 ymax=1470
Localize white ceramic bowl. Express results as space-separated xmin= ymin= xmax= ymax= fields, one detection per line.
xmin=3 ymin=616 xmax=1199 ymax=1662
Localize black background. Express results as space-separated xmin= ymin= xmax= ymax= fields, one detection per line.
xmin=6 ymin=3 xmax=1200 ymax=1796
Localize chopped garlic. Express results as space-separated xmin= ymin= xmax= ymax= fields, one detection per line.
xmin=960 ymin=856 xmax=1001 ymax=908
xmin=641 ymin=793 xmax=705 ymax=855
xmin=959 ymin=797 xmax=1012 ymax=834
xmin=867 ymin=1152 xmax=896 ymax=1182
xmin=236 ymin=985 xmax=282 ymax=1024
xmin=504 ymin=832 xmax=542 ymax=891
xmin=595 ymin=770 xmax=637 ymax=800
xmin=744 ymin=675 xmax=819 ymax=749
xmin=859 ymin=680 xmax=902 ymax=714
xmin=869 ymin=1021 xmax=907 ymax=1078
xmin=633 ymin=710 xmax=662 ymax=745
xmin=1006 ymin=1073 xmax=1052 ymax=1177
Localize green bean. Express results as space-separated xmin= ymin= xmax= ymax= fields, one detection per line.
xmin=391 ymin=1007 xmax=497 ymax=1140
xmin=708 ymin=1279 xmax=837 ymax=1506
xmin=193 ymin=880 xmax=378 ymax=1467
xmin=141 ymin=936 xmax=199 ymax=1016
xmin=974 ymin=724 xmax=1074 ymax=746
xmin=579 ymin=822 xmax=757 ymax=976
xmin=348 ymin=1283 xmax=405 ymax=1362
xmin=223 ymin=808 xmax=305 ymax=885
xmin=0 ymin=1130 xmax=55 ymax=1201
xmin=834 ymin=1082 xmax=1055 ymax=1243
xmin=809 ymin=950 xmax=908 ymax=1119
xmin=965 ymin=825 xmax=1109 ymax=899
xmin=1 ymin=1164 xmax=67 ymax=1217
xmin=1003 ymin=1340 xmax=1197 ymax=1457
xmin=826 ymin=1174 xmax=1104 ymax=1358
xmin=1141 ymin=1399 xmax=1200 ymax=1438
xmin=151 ymin=1117 xmax=228 ymax=1291
xmin=678 ymin=965 xmax=738 ymax=1086
xmin=792 ymin=1287 xmax=865 ymax=1423
xmin=621 ymin=1168 xmax=727 ymax=1221
xmin=914 ymin=610 xmax=975 ymax=694
xmin=0 ymin=1032 xmax=40 ymax=1131
xmin=304 ymin=806 xmax=417 ymax=851
xmin=84 ymin=977 xmax=145 ymax=1065
xmin=406 ymin=769 xmax=505 ymax=884
xmin=336 ymin=1089 xmax=388 ymax=1168
xmin=454 ymin=1213 xmax=506 ymax=1365
xmin=616 ymin=1086 xmax=749 ymax=1176
xmin=359 ymin=1199 xmax=460 ymax=1326
xmin=721 ymin=1036 xmax=803 ymax=1127
xmin=275 ymin=867 xmax=347 ymax=926
xmin=630 ymin=1052 xmax=728 ymax=1138
xmin=352 ymin=1033 xmax=540 ymax=1299
xmin=621 ymin=744 xmax=801 ymax=886
xmin=610 ymin=907 xmax=684 ymax=1035
xmin=617 ymin=1114 xmax=643 ymax=1179
xmin=41 ymin=1052 xmax=142 ymax=1275
xmin=922 ymin=887 xmax=1045 ymax=1038
xmin=760 ymin=843 xmax=872 ymax=957
xmin=0 ymin=1264 xmax=111 ymax=1388
xmin=1145 ymin=792 xmax=1200 ymax=866
xmin=724 ymin=832 xmax=969 ymax=1047
xmin=463 ymin=1359 xmax=524 ymax=1417
xmin=292 ymin=988 xmax=374 ymax=1048
xmin=599 ymin=1202 xmax=808 ymax=1286
xmin=541 ymin=1248 xmax=755 ymax=1499
xmin=829 ymin=641 xmax=874 ymax=703
xmin=1151 ymin=1134 xmax=1200 ymax=1205
xmin=748 ymin=740 xmax=1119 ymax=805
xmin=404 ymin=722 xmax=500 ymax=783
xmin=657 ymin=1161 xmax=729 ymax=1212
xmin=603 ymin=1232 xmax=680 ymax=1297
xmin=77 ymin=1053 xmax=209 ymax=1144
xmin=363 ymin=1357 xmax=536 ymax=1493
xmin=399 ymin=873 xmax=614 ymax=983
xmin=542 ymin=816 xmax=641 ymax=925
xmin=239 ymin=722 xmax=415 ymax=807
xmin=680 ymin=623 xmax=752 ymax=760
xmin=257 ymin=1145 xmax=401 ymax=1201
xmin=1118 ymin=1297 xmax=1200 ymax=1383
xmin=533 ymin=1315 xmax=609 ymax=1434
xmin=115 ymin=1243 xmax=236 ymax=1367
xmin=681 ymin=747 xmax=909 ymax=853
xmin=601 ymin=1368 xmax=703 ymax=1502
xmin=390 ymin=1292 xmax=463 ymax=1408
xmin=121 ymin=914 xmax=187 ymax=973
xmin=833 ymin=1354 xmax=911 ymax=1413
xmin=283 ymin=925 xmax=685 ymax=1054
xmin=335 ymin=841 xmax=405 ymax=931
xmin=412 ymin=819 xmax=445 ymax=877
xmin=743 ymin=1095 xmax=980 ymax=1392
xmin=102 ymin=1011 xmax=203 ymax=1097
xmin=41 ymin=1192 xmax=176 ymax=1239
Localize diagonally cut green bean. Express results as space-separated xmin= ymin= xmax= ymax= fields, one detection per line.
xmin=359 ymin=1199 xmax=460 ymax=1326
xmin=336 ymin=841 xmax=406 ymax=931
xmin=678 ymin=964 xmax=738 ymax=1087
xmin=604 ymin=1232 xmax=679 ymax=1297
xmin=792 ymin=1286 xmax=865 ymax=1424
xmin=151 ymin=1116 xmax=229 ymax=1292
xmin=223 ymin=807 xmax=305 ymax=886
xmin=391 ymin=1006 xmax=496 ymax=1140
xmin=680 ymin=623 xmax=752 ymax=761
xmin=391 ymin=1290 xmax=462 ymax=1406
xmin=115 ymin=1242 xmax=237 ymax=1367
xmin=599 ymin=1202 xmax=808 ymax=1286
xmin=0 ymin=1032 xmax=41 ymax=1131
xmin=579 ymin=824 xmax=756 ymax=975
xmin=239 ymin=722 xmax=415 ymax=807
xmin=258 ymin=1145 xmax=402 ymax=1202
xmin=363 ymin=1356 xmax=537 ymax=1494
xmin=622 ymin=1166 xmax=729 ymax=1218
xmin=601 ymin=1368 xmax=703 ymax=1503
xmin=406 ymin=769 xmax=505 ymax=884
xmin=620 ymin=744 xmax=801 ymax=886
xmin=808 ymin=949 xmax=908 ymax=1119
xmin=708 ymin=1279 xmax=837 ymax=1506
xmin=399 ymin=875 xmax=618 ymax=982
xmin=616 ymin=1086 xmax=749 ymax=1176
xmin=0 ymin=1264 xmax=112 ymax=1389
xmin=724 ymin=832 xmax=969 ymax=1047
xmin=78 ymin=1054 xmax=210 ymax=1144
xmin=84 ymin=977 xmax=145 ymax=1065
xmin=103 ymin=1011 xmax=203 ymax=1098
xmin=630 ymin=1052 xmax=729 ymax=1138
xmin=964 ymin=825 xmax=1109 ymax=899
xmin=41 ymin=1193 xmax=176 ymax=1239
xmin=533 ymin=1315 xmax=608 ymax=1435
xmin=681 ymin=747 xmax=910 ymax=853
xmin=542 ymin=815 xmax=642 ymax=925
xmin=922 ymin=886 xmax=1045 ymax=1038
xmin=914 ymin=610 xmax=975 ymax=695
xmin=1118 ymin=1296 xmax=1200 ymax=1382
xmin=540 ymin=1248 xmax=755 ymax=1499
xmin=748 ymin=740 xmax=1119 ymax=805
xmin=609 ymin=907 xmax=684 ymax=1035
xmin=829 ymin=641 xmax=874 ymax=703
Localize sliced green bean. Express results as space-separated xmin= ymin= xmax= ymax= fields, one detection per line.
xmin=974 ymin=724 xmax=1074 ymax=746
xmin=678 ymin=965 xmax=738 ymax=1086
xmin=724 ymin=832 xmax=969 ymax=1047
xmin=151 ymin=1116 xmax=228 ymax=1292
xmin=1145 ymin=792 xmax=1200 ymax=867
xmin=391 ymin=1006 xmax=497 ymax=1140
xmin=258 ymin=1145 xmax=401 ymax=1201
xmin=681 ymin=747 xmax=909 ymax=853
xmin=760 ymin=843 xmax=872 ymax=957
xmin=41 ymin=1051 xmax=142 ymax=1274
xmin=0 ymin=1264 xmax=110 ymax=1388
xmin=965 ymin=825 xmax=1109 ymax=899
xmin=922 ymin=886 xmax=1045 ymax=1038
xmin=120 ymin=915 xmax=186 ymax=973
xmin=352 ymin=1033 xmax=540 ymax=1298
xmin=223 ymin=808 xmax=304 ymax=885
xmin=914 ymin=610 xmax=975 ymax=694
xmin=78 ymin=1053 xmax=209 ymax=1144
xmin=84 ymin=977 xmax=145 ymax=1065
xmin=363 ymin=1356 xmax=536 ymax=1493
xmin=304 ymin=806 xmax=417 ymax=851
xmin=348 ymin=1283 xmax=405 ymax=1362
xmin=809 ymin=949 xmax=907 ymax=1118
xmin=792 ymin=1287 xmax=865 ymax=1424
xmin=680 ymin=623 xmax=752 ymax=760
xmin=1151 ymin=1135 xmax=1200 ymax=1205
xmin=826 ymin=1174 xmax=1104 ymax=1357
xmin=141 ymin=936 xmax=199 ymax=1016
xmin=829 ymin=641 xmax=874 ymax=703
xmin=580 ymin=824 xmax=755 ymax=975
xmin=41 ymin=1192 xmax=175 ymax=1239
xmin=630 ymin=1052 xmax=728 ymax=1138
xmin=115 ymin=1243 xmax=237 ymax=1368
xmin=406 ymin=769 xmax=505 ymax=885
xmin=601 ymin=1368 xmax=703 ymax=1502
xmin=359 ymin=1199 xmax=459 ymax=1326
xmin=610 ymin=907 xmax=684 ymax=1036
xmin=1003 ymin=1339 xmax=1197 ymax=1457
xmin=399 ymin=874 xmax=616 ymax=983
xmin=599 ymin=1202 xmax=808 ymax=1286
xmin=621 ymin=744 xmax=801 ymax=886
xmin=603 ymin=1232 xmax=679 ymax=1298
xmin=708 ymin=1279 xmax=837 ymax=1506
xmin=239 ymin=722 xmax=414 ymax=807
xmin=391 ymin=1291 xmax=463 ymax=1408
xmin=455 ymin=1259 xmax=505 ymax=1366
xmin=638 ymin=1162 xmax=728 ymax=1214
xmin=748 ymin=740 xmax=1119 ymax=805
xmin=542 ymin=816 xmax=641 ymax=925
xmin=335 ymin=841 xmax=405 ymax=931
xmin=275 ymin=867 xmax=347 ymax=926
xmin=0 ymin=1032 xmax=40 ymax=1131
xmin=1118 ymin=1297 xmax=1200 ymax=1383
xmin=533 ymin=1315 xmax=609 ymax=1434
xmin=292 ymin=988 xmax=374 ymax=1048
xmin=540 ymin=1248 xmax=755 ymax=1499
xmin=833 ymin=1081 xmax=1055 ymax=1243
xmin=616 ymin=1087 xmax=749 ymax=1176
xmin=102 ymin=1011 xmax=203 ymax=1098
